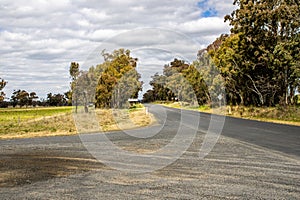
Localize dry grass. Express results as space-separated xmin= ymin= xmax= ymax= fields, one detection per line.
xmin=97 ymin=108 xmax=153 ymax=131
xmin=74 ymin=107 xmax=154 ymax=133
xmin=161 ymin=102 xmax=300 ymax=126
xmin=0 ymin=106 xmax=154 ymax=139
xmin=226 ymin=105 xmax=300 ymax=126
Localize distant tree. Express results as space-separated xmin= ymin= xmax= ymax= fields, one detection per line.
xmin=111 ymin=69 xmax=142 ymax=108
xmin=64 ymin=90 xmax=72 ymax=106
xmin=29 ymin=92 xmax=38 ymax=107
xmin=163 ymin=58 xmax=189 ymax=77
xmin=164 ymin=59 xmax=197 ymax=103
xmin=10 ymin=89 xmax=30 ymax=108
xmin=143 ymin=60 xmax=186 ymax=103
xmin=166 ymin=73 xmax=195 ymax=104
xmin=70 ymin=62 xmax=80 ymax=82
xmin=143 ymin=58 xmax=207 ymax=104
xmin=10 ymin=90 xmax=19 ymax=107
xmin=143 ymin=89 xmax=156 ymax=103
xmin=46 ymin=93 xmax=67 ymax=106
xmin=73 ymin=71 xmax=97 ymax=112
xmin=19 ymin=90 xmax=29 ymax=107
xmin=69 ymin=62 xmax=80 ymax=111
xmin=149 ymin=73 xmax=171 ymax=101
xmin=0 ymin=78 xmax=7 ymax=102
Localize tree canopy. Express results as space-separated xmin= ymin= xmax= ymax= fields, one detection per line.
xmin=71 ymin=49 xmax=142 ymax=110
xmin=209 ymin=0 xmax=300 ymax=106
xmin=0 ymin=78 xmax=7 ymax=102
xmin=10 ymin=89 xmax=39 ymax=108
xmin=143 ymin=1 xmax=299 ymax=107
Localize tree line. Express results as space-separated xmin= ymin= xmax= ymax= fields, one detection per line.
xmin=0 ymin=87 xmax=69 ymax=108
xmin=209 ymin=0 xmax=300 ymax=106
xmin=0 ymin=76 xmax=69 ymax=108
xmin=144 ymin=0 xmax=299 ymax=107
xmin=142 ymin=56 xmax=224 ymax=106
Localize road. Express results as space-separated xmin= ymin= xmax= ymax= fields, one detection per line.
xmin=0 ymin=104 xmax=299 ymax=199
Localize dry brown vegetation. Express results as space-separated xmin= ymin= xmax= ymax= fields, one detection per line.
xmin=161 ymin=102 xmax=300 ymax=126
xmin=0 ymin=106 xmax=153 ymax=139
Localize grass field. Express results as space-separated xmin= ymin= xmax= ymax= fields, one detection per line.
xmin=0 ymin=105 xmax=153 ymax=139
xmin=160 ymin=102 xmax=300 ymax=126
xmin=0 ymin=107 xmax=72 ymax=124
xmin=0 ymin=107 xmax=74 ymax=139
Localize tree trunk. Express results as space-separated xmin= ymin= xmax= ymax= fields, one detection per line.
xmin=239 ymin=93 xmax=244 ymax=106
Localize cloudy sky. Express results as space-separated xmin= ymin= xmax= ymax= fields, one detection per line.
xmin=0 ymin=0 xmax=236 ymax=100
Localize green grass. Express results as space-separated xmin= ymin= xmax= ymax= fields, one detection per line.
xmin=198 ymin=104 xmax=211 ymax=111
xmin=0 ymin=106 xmax=72 ymax=124
xmin=129 ymin=103 xmax=146 ymax=111
xmin=0 ymin=107 xmax=74 ymax=138
xmin=156 ymin=101 xmax=182 ymax=109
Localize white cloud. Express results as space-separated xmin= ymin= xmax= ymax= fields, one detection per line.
xmin=179 ymin=17 xmax=230 ymax=34
xmin=0 ymin=0 xmax=235 ymax=99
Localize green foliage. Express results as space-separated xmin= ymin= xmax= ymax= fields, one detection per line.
xmin=73 ymin=71 xmax=97 ymax=112
xmin=143 ymin=56 xmax=224 ymax=107
xmin=211 ymin=0 xmax=300 ymax=106
xmin=10 ymin=89 xmax=39 ymax=107
xmin=70 ymin=55 xmax=142 ymax=112
xmin=68 ymin=62 xmax=80 ymax=109
xmin=94 ymin=49 xmax=142 ymax=108
xmin=69 ymin=62 xmax=80 ymax=81
xmin=46 ymin=93 xmax=67 ymax=106
xmin=143 ymin=1 xmax=299 ymax=108
xmin=144 ymin=73 xmax=173 ymax=102
xmin=129 ymin=103 xmax=144 ymax=110
xmin=192 ymin=52 xmax=225 ymax=106
xmin=0 ymin=78 xmax=7 ymax=102
xmin=198 ymin=104 xmax=211 ymax=111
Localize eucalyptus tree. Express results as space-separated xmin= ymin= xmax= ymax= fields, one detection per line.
xmin=211 ymin=0 xmax=300 ymax=106
xmin=0 ymin=78 xmax=7 ymax=102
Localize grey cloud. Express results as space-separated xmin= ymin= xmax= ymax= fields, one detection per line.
xmin=0 ymin=0 xmax=235 ymax=99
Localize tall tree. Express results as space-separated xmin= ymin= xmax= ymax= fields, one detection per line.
xmin=70 ymin=62 xmax=80 ymax=81
xmin=209 ymin=34 xmax=247 ymax=105
xmin=29 ymin=92 xmax=38 ymax=107
xmin=143 ymin=56 xmax=225 ymax=106
xmin=46 ymin=93 xmax=67 ymax=106
xmin=148 ymin=73 xmax=173 ymax=101
xmin=95 ymin=49 xmax=142 ymax=108
xmin=10 ymin=90 xmax=30 ymax=108
xmin=211 ymin=0 xmax=300 ymax=106
xmin=74 ymin=71 xmax=97 ymax=112
xmin=143 ymin=58 xmax=205 ymax=104
xmin=69 ymin=62 xmax=80 ymax=112
xmin=192 ymin=52 xmax=225 ymax=106
xmin=112 ymin=69 xmax=142 ymax=108
xmin=0 ymin=78 xmax=7 ymax=102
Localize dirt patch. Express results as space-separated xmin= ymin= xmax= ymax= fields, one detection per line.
xmin=0 ymin=149 xmax=108 ymax=187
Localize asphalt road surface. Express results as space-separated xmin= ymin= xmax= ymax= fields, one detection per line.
xmin=0 ymin=104 xmax=299 ymax=199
